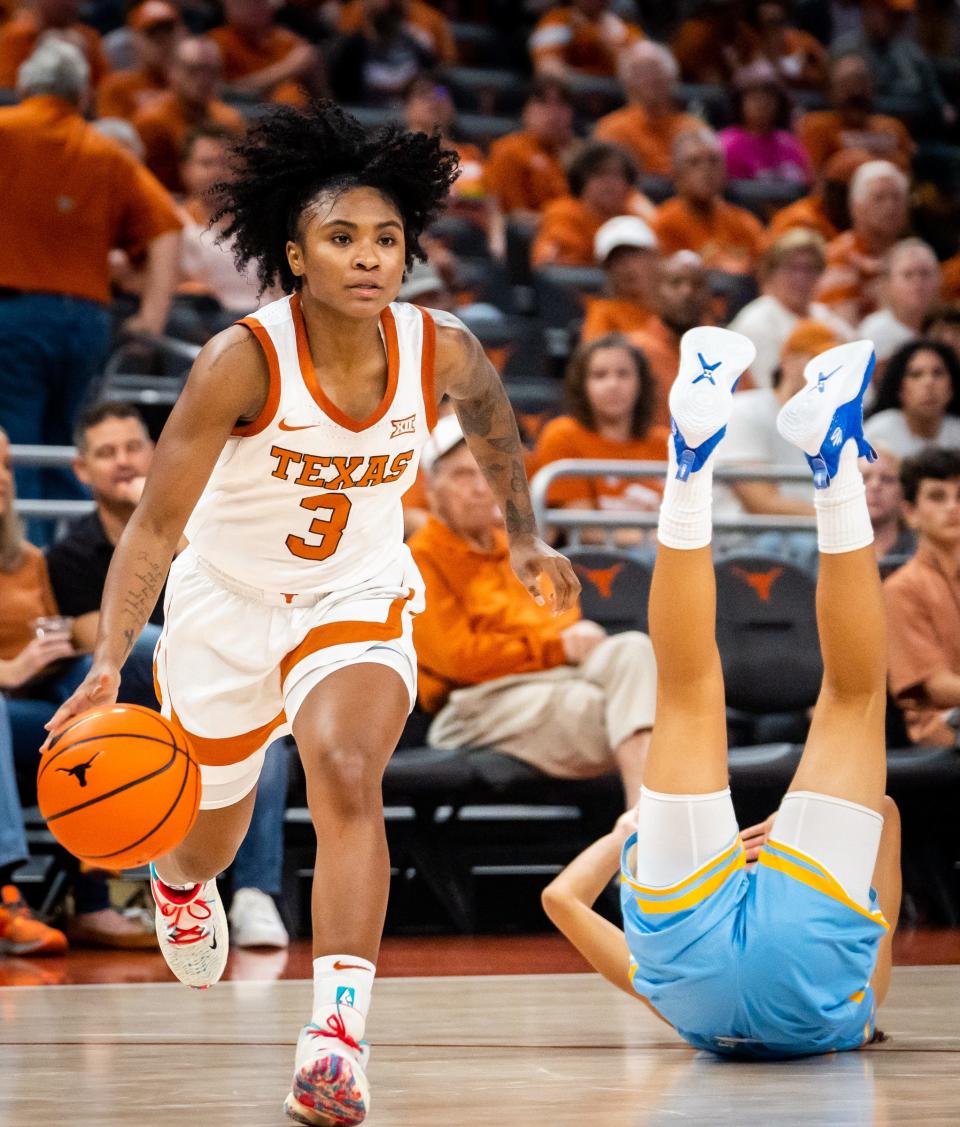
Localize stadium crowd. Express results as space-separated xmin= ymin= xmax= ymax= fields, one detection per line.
xmin=3 ymin=0 xmax=960 ymax=956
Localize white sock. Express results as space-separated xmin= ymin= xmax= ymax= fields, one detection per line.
xmin=815 ymin=441 xmax=874 ymax=555
xmin=312 ymin=954 xmax=376 ymax=1045
xmin=657 ymin=438 xmax=714 ymax=550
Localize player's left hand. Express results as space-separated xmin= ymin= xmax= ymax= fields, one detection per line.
xmin=509 ymin=534 xmax=581 ymax=614
xmin=741 ymin=812 xmax=777 ymax=863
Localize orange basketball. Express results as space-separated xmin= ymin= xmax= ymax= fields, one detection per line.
xmin=37 ymin=704 xmax=200 ymax=870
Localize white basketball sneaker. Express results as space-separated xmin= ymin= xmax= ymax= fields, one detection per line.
xmin=284 ymin=1014 xmax=371 ymax=1126
xmin=775 ymin=339 xmax=877 ymax=487
xmin=149 ymin=864 xmax=229 ymax=989
xmin=668 ymin=326 xmax=758 ymax=479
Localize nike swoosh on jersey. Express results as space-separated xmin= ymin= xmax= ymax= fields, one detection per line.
xmin=278 ymin=417 xmax=324 ymax=432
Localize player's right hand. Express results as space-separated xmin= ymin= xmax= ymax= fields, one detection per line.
xmin=42 ymin=664 xmax=122 ymax=750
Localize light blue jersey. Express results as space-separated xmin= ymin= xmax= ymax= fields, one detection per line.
xmin=619 ymin=833 xmax=888 ymax=1060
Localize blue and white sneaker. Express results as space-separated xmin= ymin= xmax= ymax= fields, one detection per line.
xmin=775 ymin=339 xmax=877 ymax=489
xmin=668 ymin=326 xmax=758 ymax=480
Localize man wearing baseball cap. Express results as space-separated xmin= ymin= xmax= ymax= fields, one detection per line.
xmin=96 ymin=1 xmax=184 ymax=121
xmin=410 ymin=414 xmax=657 ymax=806
xmin=582 ymin=215 xmax=659 ymax=341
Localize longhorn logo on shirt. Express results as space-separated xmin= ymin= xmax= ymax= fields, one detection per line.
xmin=574 ymin=562 xmax=624 ymax=599
xmin=390 ymin=413 xmax=417 ymax=438
xmin=731 ymin=566 xmax=784 ymax=603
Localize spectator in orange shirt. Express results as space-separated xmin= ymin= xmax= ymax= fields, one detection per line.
xmin=0 ymin=39 xmax=181 ymax=510
xmin=529 ymin=0 xmax=643 ymax=79
xmin=133 ymin=36 xmax=246 ymax=193
xmin=593 ymin=39 xmax=701 ymax=178
xmin=752 ymin=0 xmax=827 ymax=89
xmin=796 ymin=52 xmax=914 ymax=174
xmin=582 ymin=215 xmax=659 ymax=341
xmin=815 ymin=159 xmax=910 ymax=325
xmin=531 ymin=141 xmax=654 ymax=268
xmin=630 ymin=250 xmax=712 ymax=423
xmin=410 ymin=414 xmax=657 ymax=803
xmin=652 ymin=127 xmax=766 ymax=275
xmin=338 ymin=0 xmax=455 ymax=65
xmin=672 ymin=0 xmax=761 ymax=84
xmin=767 ymin=145 xmax=871 ymax=244
xmin=209 ymin=0 xmax=323 ymax=107
xmin=531 ymin=334 xmax=669 ymax=553
xmin=95 ymin=1 xmax=183 ymax=121
xmin=0 ymin=0 xmax=108 ymax=87
xmin=486 ymin=76 xmax=574 ymax=220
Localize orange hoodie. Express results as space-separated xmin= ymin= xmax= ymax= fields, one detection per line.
xmin=408 ymin=517 xmax=580 ymax=713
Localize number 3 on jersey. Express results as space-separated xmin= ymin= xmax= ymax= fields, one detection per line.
xmin=286 ymin=494 xmax=352 ymax=561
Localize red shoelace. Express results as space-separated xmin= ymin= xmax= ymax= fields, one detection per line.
xmin=159 ymin=898 xmax=212 ymax=946
xmin=306 ymin=1012 xmax=363 ymax=1054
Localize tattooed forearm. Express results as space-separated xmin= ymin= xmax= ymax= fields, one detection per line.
xmin=116 ymin=552 xmax=165 ymax=659
xmin=449 ymin=337 xmax=539 ymax=539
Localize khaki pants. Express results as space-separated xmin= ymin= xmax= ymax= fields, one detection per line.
xmin=427 ymin=631 xmax=657 ymax=779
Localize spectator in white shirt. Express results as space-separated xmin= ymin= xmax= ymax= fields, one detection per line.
xmin=728 ymin=227 xmax=852 ymax=388
xmin=858 ymin=238 xmax=941 ymax=364
xmin=717 ymin=320 xmax=847 ymax=519
xmin=177 ymin=124 xmax=279 ymax=322
xmin=865 ymin=338 xmax=960 ymax=457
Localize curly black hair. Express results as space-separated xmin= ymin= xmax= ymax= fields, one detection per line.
xmin=215 ymin=100 xmax=460 ymax=294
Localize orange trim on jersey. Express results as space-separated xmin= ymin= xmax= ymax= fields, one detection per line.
xmin=292 ymin=294 xmax=400 ymax=433
xmin=279 ymin=588 xmax=413 ymax=684
xmin=171 ymin=704 xmax=287 ymax=768
xmin=232 ymin=316 xmax=282 ymax=438
xmin=417 ymin=305 xmax=438 ymax=431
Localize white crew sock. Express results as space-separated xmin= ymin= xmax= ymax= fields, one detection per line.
xmin=312 ymin=954 xmax=376 ymax=1045
xmin=815 ymin=441 xmax=874 ymax=555
xmin=657 ymin=438 xmax=715 ymax=550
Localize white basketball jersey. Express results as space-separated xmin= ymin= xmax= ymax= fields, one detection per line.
xmin=185 ymin=294 xmax=439 ymax=593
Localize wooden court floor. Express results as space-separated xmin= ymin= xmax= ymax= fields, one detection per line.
xmin=2 ymin=967 xmax=959 ymax=1126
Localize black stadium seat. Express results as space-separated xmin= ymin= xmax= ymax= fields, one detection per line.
xmin=715 ymin=554 xmax=822 ymax=715
xmin=565 ymin=547 xmax=652 ymax=633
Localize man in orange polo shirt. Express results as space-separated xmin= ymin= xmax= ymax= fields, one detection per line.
xmin=630 ymin=250 xmax=712 ymax=425
xmin=796 ymin=52 xmax=914 ymax=174
xmin=767 ymin=146 xmax=871 ymax=245
xmin=408 ymin=415 xmax=657 ymax=804
xmin=133 ymin=36 xmax=245 ymax=192
xmin=652 ymin=127 xmax=765 ymax=275
xmin=485 ymin=76 xmax=574 ymax=220
xmin=0 ymin=0 xmax=108 ymax=87
xmin=594 ymin=39 xmax=700 ymax=178
xmin=529 ymin=0 xmax=643 ymax=78
xmin=582 ymin=215 xmax=659 ymax=340
xmin=815 ymin=159 xmax=909 ymax=326
xmin=0 ymin=39 xmax=181 ymax=509
xmin=95 ymin=1 xmax=183 ymax=121
xmin=209 ymin=0 xmax=323 ymax=106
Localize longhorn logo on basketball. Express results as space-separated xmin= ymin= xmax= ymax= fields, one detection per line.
xmin=731 ymin=566 xmax=784 ymax=603
xmin=574 ymin=563 xmax=624 ymax=599
xmin=390 ymin=413 xmax=417 ymax=438
xmin=56 ymin=751 xmax=101 ymax=788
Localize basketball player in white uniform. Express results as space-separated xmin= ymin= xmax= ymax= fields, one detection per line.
xmin=49 ymin=102 xmax=580 ymax=1125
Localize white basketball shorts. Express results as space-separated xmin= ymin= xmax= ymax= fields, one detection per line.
xmin=153 ymin=545 xmax=424 ymax=809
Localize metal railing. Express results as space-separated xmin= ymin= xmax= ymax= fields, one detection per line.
xmin=10 ymin=445 xmax=95 ymax=521
xmin=530 ymin=460 xmax=817 ymax=545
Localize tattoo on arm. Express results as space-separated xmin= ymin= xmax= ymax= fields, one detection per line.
xmin=118 ymin=552 xmax=164 ymax=660
xmin=450 ymin=341 xmax=537 ymax=537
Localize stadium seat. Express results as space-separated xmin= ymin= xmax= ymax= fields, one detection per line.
xmin=427 ymin=213 xmax=490 ymax=258
xmin=638 ymin=173 xmax=675 ymax=204
xmin=450 ymin=22 xmax=503 ymax=67
xmin=439 ymin=65 xmax=529 ymax=116
xmin=676 ymin=83 xmax=732 ymax=128
xmin=727 ymin=178 xmax=807 ymax=222
xmin=564 ymin=547 xmax=652 ymax=633
xmin=715 ymin=553 xmax=822 ymax=715
xmin=708 ymin=269 xmax=760 ymax=322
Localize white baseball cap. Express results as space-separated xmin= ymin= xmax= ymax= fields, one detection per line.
xmin=594 ymin=216 xmax=658 ymax=264
xmin=421 ymin=413 xmax=466 ymax=474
